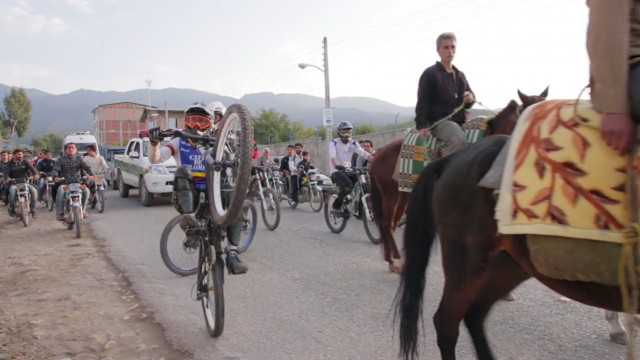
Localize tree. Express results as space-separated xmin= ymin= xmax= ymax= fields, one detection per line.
xmin=30 ymin=133 xmax=63 ymax=154
xmin=353 ymin=123 xmax=376 ymax=136
xmin=0 ymin=87 xmax=32 ymax=140
xmin=252 ymin=108 xmax=292 ymax=144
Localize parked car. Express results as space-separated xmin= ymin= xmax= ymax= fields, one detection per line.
xmin=102 ymin=146 xmax=126 ymax=188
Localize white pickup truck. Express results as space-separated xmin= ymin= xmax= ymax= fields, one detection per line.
xmin=112 ymin=130 xmax=177 ymax=206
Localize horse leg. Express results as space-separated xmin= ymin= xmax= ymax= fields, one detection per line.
xmin=464 ymin=251 xmax=530 ymax=360
xmin=379 ymin=190 xmax=402 ymax=273
xmin=388 ymin=193 xmax=408 ymax=274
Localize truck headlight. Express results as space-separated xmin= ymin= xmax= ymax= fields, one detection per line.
xmin=148 ymin=165 xmax=170 ymax=175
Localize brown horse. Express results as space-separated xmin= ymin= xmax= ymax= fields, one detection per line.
xmin=368 ymin=88 xmax=549 ymax=274
xmin=394 ymin=108 xmax=640 ymax=360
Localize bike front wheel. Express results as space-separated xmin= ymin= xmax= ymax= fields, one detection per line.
xmin=209 ymin=104 xmax=253 ymax=227
xmin=73 ymin=206 xmax=82 ymax=238
xmin=324 ymin=195 xmax=348 ymax=234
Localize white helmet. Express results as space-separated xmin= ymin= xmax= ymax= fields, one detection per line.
xmin=209 ymin=101 xmax=226 ymax=117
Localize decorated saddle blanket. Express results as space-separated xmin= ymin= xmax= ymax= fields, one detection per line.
xmin=396 ymin=116 xmax=491 ymax=193
xmin=496 ymin=99 xmax=639 ymax=244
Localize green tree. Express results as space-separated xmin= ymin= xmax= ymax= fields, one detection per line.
xmin=0 ymin=87 xmax=32 ymax=139
xmin=353 ymin=123 xmax=376 ymax=136
xmin=30 ymin=133 xmax=63 ymax=154
xmin=252 ymin=108 xmax=292 ymax=144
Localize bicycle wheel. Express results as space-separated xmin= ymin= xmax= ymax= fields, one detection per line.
xmin=159 ymin=214 xmax=199 ymax=276
xmin=209 ymin=104 xmax=253 ymax=227
xmin=19 ymin=201 xmax=29 ymax=227
xmin=260 ymin=188 xmax=280 ymax=231
xmin=47 ymin=188 xmax=54 ymax=212
xmin=201 ymin=248 xmax=225 ymax=338
xmin=324 ymin=195 xmax=348 ymax=234
xmin=237 ymin=200 xmax=258 ymax=253
xmin=361 ymin=195 xmax=381 ymax=244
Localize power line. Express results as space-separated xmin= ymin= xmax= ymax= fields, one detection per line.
xmin=329 ymin=0 xmax=498 ymax=49
xmin=330 ymin=0 xmax=568 ymax=60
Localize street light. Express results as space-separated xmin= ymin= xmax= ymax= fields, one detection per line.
xmin=298 ymin=36 xmax=332 ymax=173
xmin=268 ymin=134 xmax=273 ymax=145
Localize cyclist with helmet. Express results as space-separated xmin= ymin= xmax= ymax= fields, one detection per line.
xmin=329 ymin=121 xmax=374 ymax=217
xmin=147 ymin=101 xmax=248 ymax=275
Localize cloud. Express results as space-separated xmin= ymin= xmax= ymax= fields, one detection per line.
xmin=63 ymin=0 xmax=95 ymax=13
xmin=0 ymin=63 xmax=63 ymax=87
xmin=0 ymin=3 xmax=70 ymax=35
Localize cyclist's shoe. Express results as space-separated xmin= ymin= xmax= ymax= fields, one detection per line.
xmin=225 ymin=248 xmax=248 ymax=275
xmin=31 ymin=210 xmax=37 ymax=219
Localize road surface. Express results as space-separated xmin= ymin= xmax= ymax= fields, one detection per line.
xmin=89 ymin=188 xmax=639 ymax=360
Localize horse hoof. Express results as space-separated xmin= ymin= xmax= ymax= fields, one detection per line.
xmin=610 ymin=331 xmax=629 ymax=345
xmin=501 ymin=293 xmax=515 ymax=301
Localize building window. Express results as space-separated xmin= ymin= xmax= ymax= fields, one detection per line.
xmin=148 ymin=120 xmax=157 ymax=129
xmin=169 ymin=118 xmax=178 ymax=128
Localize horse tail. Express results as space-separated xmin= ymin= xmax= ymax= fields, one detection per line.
xmin=394 ymin=156 xmax=447 ymax=360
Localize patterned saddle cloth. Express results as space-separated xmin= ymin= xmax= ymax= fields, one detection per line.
xmin=395 ymin=116 xmax=492 ymax=192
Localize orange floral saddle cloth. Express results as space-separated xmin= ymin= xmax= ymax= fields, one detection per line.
xmin=496 ymin=99 xmax=639 ymax=244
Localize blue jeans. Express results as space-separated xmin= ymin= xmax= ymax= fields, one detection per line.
xmin=8 ymin=184 xmax=37 ymax=214
xmin=37 ymin=178 xmax=49 ymax=198
xmin=56 ymin=185 xmax=90 ymax=215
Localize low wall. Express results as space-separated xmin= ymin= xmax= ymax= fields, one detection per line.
xmin=257 ymin=129 xmax=407 ymax=174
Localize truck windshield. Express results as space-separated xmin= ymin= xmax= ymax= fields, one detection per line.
xmin=142 ymin=140 xmax=169 ymax=157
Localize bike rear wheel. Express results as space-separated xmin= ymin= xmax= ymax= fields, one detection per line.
xmin=260 ymin=188 xmax=280 ymax=231
xmin=200 ymin=247 xmax=225 ymax=338
xmin=309 ymin=187 xmax=324 ymax=213
xmin=159 ymin=214 xmax=199 ymax=276
xmin=209 ymin=104 xmax=253 ymax=227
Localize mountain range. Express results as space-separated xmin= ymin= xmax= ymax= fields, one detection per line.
xmin=0 ymin=83 xmax=494 ymax=143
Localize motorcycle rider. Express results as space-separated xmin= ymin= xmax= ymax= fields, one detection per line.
xmin=6 ymin=148 xmax=39 ymax=218
xmin=52 ymin=143 xmax=94 ymax=221
xmin=0 ymin=150 xmax=9 ymax=202
xmin=83 ymin=144 xmax=108 ymax=188
xmin=36 ymin=149 xmax=55 ymax=201
xmin=329 ymin=121 xmax=374 ymax=217
xmin=147 ymin=101 xmax=249 ymax=275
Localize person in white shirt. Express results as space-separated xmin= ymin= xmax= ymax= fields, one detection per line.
xmin=83 ymin=144 xmax=108 ymax=188
xmin=329 ymin=121 xmax=374 ymax=217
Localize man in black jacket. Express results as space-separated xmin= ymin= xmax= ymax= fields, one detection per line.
xmin=6 ymin=149 xmax=39 ymax=217
xmin=279 ymin=144 xmax=302 ymax=208
xmin=415 ymin=32 xmax=476 ymax=156
xmin=36 ymin=149 xmax=55 ymax=201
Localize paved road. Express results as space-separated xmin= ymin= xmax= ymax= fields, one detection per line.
xmin=89 ymin=188 xmax=639 ymax=360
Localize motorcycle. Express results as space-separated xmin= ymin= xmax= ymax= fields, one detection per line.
xmin=38 ymin=172 xmax=55 ymax=212
xmin=281 ymin=167 xmax=324 ymax=212
xmin=59 ymin=176 xmax=87 ymax=239
xmin=268 ymin=165 xmax=285 ymax=200
xmin=9 ymin=177 xmax=34 ymax=227
xmin=88 ymin=173 xmax=105 ymax=213
xmin=0 ymin=174 xmax=7 ymax=205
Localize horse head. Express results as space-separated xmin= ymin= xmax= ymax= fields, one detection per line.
xmin=488 ymin=86 xmax=549 ymax=136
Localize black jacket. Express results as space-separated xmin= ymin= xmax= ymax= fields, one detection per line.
xmin=414 ymin=61 xmax=475 ymax=129
xmin=279 ymin=154 xmax=302 ymax=174
xmin=36 ymin=158 xmax=56 ymax=174
xmin=7 ymin=159 xmax=38 ymax=182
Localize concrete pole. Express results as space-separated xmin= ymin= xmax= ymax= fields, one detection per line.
xmin=323 ymin=36 xmax=332 ymax=174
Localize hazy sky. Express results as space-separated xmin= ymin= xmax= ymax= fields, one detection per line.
xmin=1 ymin=0 xmax=588 ymax=109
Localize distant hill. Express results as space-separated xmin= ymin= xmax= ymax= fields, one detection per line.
xmin=0 ymin=83 xmax=494 ymax=143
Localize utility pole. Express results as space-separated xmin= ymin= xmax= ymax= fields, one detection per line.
xmin=323 ymin=36 xmax=332 ymax=174
xmin=145 ymin=73 xmax=153 ymax=123
xmin=164 ymin=101 xmax=168 ymax=128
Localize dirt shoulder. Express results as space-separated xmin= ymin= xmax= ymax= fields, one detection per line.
xmin=0 ymin=206 xmax=191 ymax=360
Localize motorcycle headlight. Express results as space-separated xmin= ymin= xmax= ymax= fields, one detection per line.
xmin=148 ymin=165 xmax=170 ymax=175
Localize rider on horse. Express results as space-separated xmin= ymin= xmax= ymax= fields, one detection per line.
xmin=588 ymin=0 xmax=638 ymax=154
xmin=415 ymin=32 xmax=476 ymax=156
